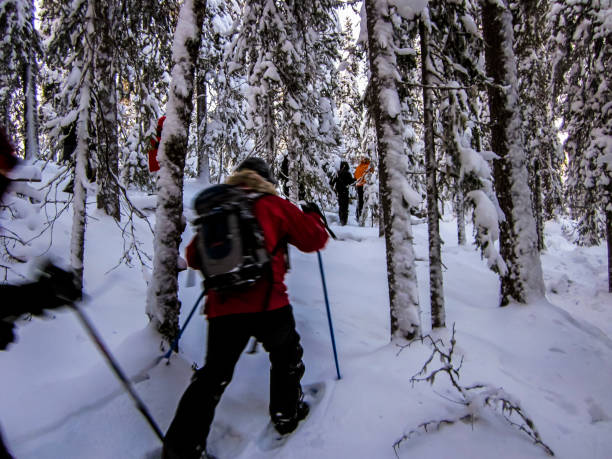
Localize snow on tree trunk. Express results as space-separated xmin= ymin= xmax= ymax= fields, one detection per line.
xmin=94 ymin=0 xmax=120 ymax=221
xmin=419 ymin=17 xmax=445 ymax=329
xmin=70 ymin=3 xmax=96 ymax=289
xmin=146 ymin=0 xmax=206 ymax=342
xmin=23 ymin=60 xmax=39 ymax=160
xmin=481 ymin=0 xmax=544 ymax=306
xmin=364 ymin=0 xmax=420 ymax=340
xmin=455 ymin=185 xmax=466 ymax=246
xmin=196 ymin=68 xmax=210 ymax=184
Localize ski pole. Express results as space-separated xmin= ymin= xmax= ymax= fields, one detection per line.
xmin=163 ymin=290 xmax=206 ymax=359
xmin=70 ymin=303 xmax=165 ymax=442
xmin=317 ymin=251 xmax=341 ymax=380
xmin=129 ymin=291 xmax=206 ymax=385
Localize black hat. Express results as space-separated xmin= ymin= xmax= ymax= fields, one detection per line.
xmin=237 ymin=157 xmax=276 ymax=184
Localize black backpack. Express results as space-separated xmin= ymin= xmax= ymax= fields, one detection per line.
xmin=192 ymin=184 xmax=270 ymax=293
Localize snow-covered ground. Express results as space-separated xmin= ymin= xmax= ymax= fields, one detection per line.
xmin=1 ymin=175 xmax=611 ymax=459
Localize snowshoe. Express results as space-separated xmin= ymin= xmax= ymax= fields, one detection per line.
xmin=257 ymin=383 xmax=325 ymax=451
xmin=272 ymin=400 xmax=310 ymax=435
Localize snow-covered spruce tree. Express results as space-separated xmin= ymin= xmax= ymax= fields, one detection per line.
xmin=147 ymin=0 xmax=206 ymax=342
xmin=364 ymin=0 xmax=421 ymax=340
xmin=337 ymin=15 xmax=385 ymax=227
xmin=511 ymin=0 xmax=563 ymax=251
xmin=429 ymin=0 xmax=506 ymax=276
xmin=285 ymin=0 xmax=342 ymax=204
xmin=480 ymin=0 xmax=545 ymax=306
xmin=38 ymin=0 xmax=77 ymax=163
xmin=118 ymin=0 xmax=178 ymax=193
xmin=37 ymin=0 xmax=98 ymax=285
xmin=229 ymin=0 xmax=341 ymax=203
xmin=93 ymin=0 xmax=120 ymax=220
xmin=428 ymin=0 xmax=480 ymax=247
xmin=228 ymin=0 xmax=282 ymax=164
xmin=337 ymin=17 xmax=366 ymax=163
xmin=392 ymin=17 xmax=425 ymax=210
xmin=550 ymin=0 xmax=611 ymax=290
xmin=0 ymin=0 xmax=41 ymax=158
xmin=203 ymin=68 xmax=249 ymax=184
xmin=193 ymin=0 xmax=239 ymax=183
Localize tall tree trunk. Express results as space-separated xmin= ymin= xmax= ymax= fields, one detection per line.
xmin=196 ymin=67 xmax=210 ymax=183
xmin=22 ymin=0 xmax=39 ymax=160
xmin=22 ymin=61 xmax=39 ymax=161
xmin=455 ymin=182 xmax=466 ymax=246
xmin=264 ymin=99 xmax=276 ymax=165
xmin=607 ymin=181 xmax=612 ymax=292
xmin=481 ymin=0 xmax=544 ymax=306
xmin=147 ymin=0 xmax=207 ymax=343
xmin=420 ymin=19 xmax=445 ymax=329
xmin=288 ymin=125 xmax=300 ymax=203
xmin=533 ymin=156 xmax=544 ymax=251
xmin=365 ymin=0 xmax=420 ymax=340
xmin=70 ymin=3 xmax=95 ymax=289
xmin=94 ymin=0 xmax=120 ymax=220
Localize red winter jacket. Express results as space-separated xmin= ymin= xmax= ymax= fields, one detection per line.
xmin=185 ymin=174 xmax=329 ymax=318
xmin=147 ymin=116 xmax=165 ymax=172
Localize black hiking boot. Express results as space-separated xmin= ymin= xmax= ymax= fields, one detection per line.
xmin=272 ymin=401 xmax=310 ymax=435
xmin=162 ymin=442 xmax=216 ymax=459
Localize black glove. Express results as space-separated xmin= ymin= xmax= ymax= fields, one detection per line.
xmin=301 ymin=202 xmax=323 ymax=219
xmin=31 ymin=262 xmax=82 ymax=313
xmin=0 ymin=320 xmax=16 ymax=350
xmin=301 ymin=202 xmax=336 ymax=240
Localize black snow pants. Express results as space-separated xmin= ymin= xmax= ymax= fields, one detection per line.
xmin=163 ymin=305 xmax=305 ymax=459
xmin=356 ymin=185 xmax=364 ymax=221
xmin=337 ymin=188 xmax=349 ymax=226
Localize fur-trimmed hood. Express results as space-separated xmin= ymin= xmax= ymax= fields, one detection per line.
xmin=225 ymin=169 xmax=277 ymax=195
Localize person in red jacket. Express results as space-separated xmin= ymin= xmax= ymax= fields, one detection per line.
xmin=163 ymin=157 xmax=329 ymax=459
xmin=147 ymin=116 xmax=165 ymax=172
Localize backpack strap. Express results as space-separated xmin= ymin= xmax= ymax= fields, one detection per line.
xmin=261 ymin=235 xmax=288 ymax=312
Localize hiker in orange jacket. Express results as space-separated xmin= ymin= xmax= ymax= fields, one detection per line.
xmin=354 ymin=157 xmax=372 ymax=220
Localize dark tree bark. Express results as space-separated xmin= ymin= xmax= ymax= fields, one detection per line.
xmin=196 ymin=67 xmax=210 ymax=183
xmin=481 ymin=0 xmax=544 ymax=306
xmin=94 ymin=0 xmax=120 ymax=220
xmin=533 ymin=157 xmax=544 ymax=251
xmin=23 ymin=0 xmax=39 ymax=161
xmin=420 ymin=19 xmax=445 ymax=329
xmin=608 ymin=182 xmax=612 ymax=293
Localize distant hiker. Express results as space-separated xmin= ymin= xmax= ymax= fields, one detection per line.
xmin=279 ymin=154 xmax=290 ymax=196
xmin=330 ymin=161 xmax=355 ymax=226
xmin=162 ymin=157 xmax=329 ymax=459
xmin=0 ymin=124 xmax=82 ymax=459
xmin=354 ymin=157 xmax=372 ymax=221
xmin=147 ymin=115 xmax=166 ymax=172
